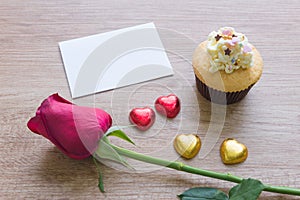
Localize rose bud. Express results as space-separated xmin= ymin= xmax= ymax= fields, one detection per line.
xmin=27 ymin=93 xmax=112 ymax=160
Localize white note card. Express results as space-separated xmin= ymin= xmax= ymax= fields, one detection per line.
xmin=59 ymin=22 xmax=173 ymax=98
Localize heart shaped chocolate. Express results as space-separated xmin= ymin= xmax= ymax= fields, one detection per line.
xmin=220 ymin=138 xmax=248 ymax=165
xmin=174 ymin=134 xmax=201 ymax=159
xmin=129 ymin=107 xmax=155 ymax=131
xmin=155 ymin=94 xmax=180 ymax=118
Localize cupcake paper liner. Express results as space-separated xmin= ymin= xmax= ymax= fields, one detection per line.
xmin=195 ymin=76 xmax=254 ymax=105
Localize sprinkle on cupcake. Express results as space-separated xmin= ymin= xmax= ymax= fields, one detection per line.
xmin=207 ymin=27 xmax=254 ymax=74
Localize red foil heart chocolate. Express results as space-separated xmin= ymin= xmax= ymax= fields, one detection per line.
xmin=129 ymin=107 xmax=155 ymax=131
xmin=155 ymin=94 xmax=180 ymax=118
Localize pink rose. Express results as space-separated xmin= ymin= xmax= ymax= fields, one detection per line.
xmin=27 ymin=94 xmax=112 ymax=160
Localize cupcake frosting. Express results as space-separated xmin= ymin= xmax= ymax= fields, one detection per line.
xmin=207 ymin=27 xmax=254 ymax=74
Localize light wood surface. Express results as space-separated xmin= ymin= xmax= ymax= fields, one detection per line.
xmin=1 ymin=0 xmax=300 ymax=199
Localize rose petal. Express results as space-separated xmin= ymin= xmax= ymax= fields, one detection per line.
xmin=27 ymin=94 xmax=112 ymax=160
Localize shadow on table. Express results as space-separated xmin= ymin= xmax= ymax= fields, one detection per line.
xmin=37 ymin=147 xmax=100 ymax=194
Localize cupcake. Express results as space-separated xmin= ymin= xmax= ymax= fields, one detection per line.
xmin=192 ymin=27 xmax=263 ymax=104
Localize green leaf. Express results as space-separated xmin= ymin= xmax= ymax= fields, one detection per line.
xmin=105 ymin=125 xmax=135 ymax=135
xmin=178 ymin=187 xmax=229 ymax=200
xmin=105 ymin=126 xmax=123 ymax=135
xmin=106 ymin=129 xmax=135 ymax=145
xmin=229 ymin=178 xmax=265 ymax=200
xmin=93 ymin=157 xmax=105 ymax=193
xmin=94 ymin=138 xmax=133 ymax=169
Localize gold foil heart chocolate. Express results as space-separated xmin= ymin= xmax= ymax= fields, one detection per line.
xmin=174 ymin=134 xmax=201 ymax=159
xmin=220 ymin=138 xmax=248 ymax=165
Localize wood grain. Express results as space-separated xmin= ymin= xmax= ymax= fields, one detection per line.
xmin=1 ymin=0 xmax=300 ymax=199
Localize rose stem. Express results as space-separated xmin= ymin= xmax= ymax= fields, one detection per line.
xmin=110 ymin=144 xmax=300 ymax=196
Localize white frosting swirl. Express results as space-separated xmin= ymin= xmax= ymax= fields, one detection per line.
xmin=207 ymin=27 xmax=254 ymax=74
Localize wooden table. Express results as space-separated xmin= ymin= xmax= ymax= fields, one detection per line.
xmin=1 ymin=0 xmax=300 ymax=199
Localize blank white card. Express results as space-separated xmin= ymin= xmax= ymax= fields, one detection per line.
xmin=59 ymin=22 xmax=173 ymax=98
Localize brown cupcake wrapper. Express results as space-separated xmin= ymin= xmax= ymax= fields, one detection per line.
xmin=195 ymin=76 xmax=254 ymax=105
